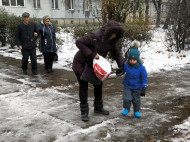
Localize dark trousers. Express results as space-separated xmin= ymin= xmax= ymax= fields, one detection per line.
xmin=75 ymin=73 xmax=103 ymax=113
xmin=123 ymin=87 xmax=141 ymax=112
xmin=43 ymin=52 xmax=54 ymax=70
xmin=21 ymin=48 xmax=37 ymax=72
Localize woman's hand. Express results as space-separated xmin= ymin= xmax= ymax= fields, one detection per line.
xmin=116 ymin=68 xmax=124 ymax=76
xmin=94 ymin=54 xmax=99 ymax=59
xmin=18 ymin=46 xmax=22 ymax=49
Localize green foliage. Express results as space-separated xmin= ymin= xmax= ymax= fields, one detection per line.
xmin=30 ymin=17 xmax=41 ymax=26
xmin=0 ymin=9 xmax=8 ymax=46
xmin=51 ymin=20 xmax=59 ymax=32
xmin=120 ymin=19 xmax=152 ymax=60
xmin=72 ymin=24 xmax=101 ymax=39
xmin=6 ymin=15 xmax=22 ymax=47
xmin=122 ymin=19 xmax=152 ymax=41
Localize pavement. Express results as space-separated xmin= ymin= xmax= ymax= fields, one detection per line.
xmin=0 ymin=55 xmax=190 ymax=142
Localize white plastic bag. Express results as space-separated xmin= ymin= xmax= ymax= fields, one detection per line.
xmin=93 ymin=55 xmax=111 ymax=81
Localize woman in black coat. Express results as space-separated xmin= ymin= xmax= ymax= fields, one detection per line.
xmin=72 ymin=20 xmax=125 ymax=121
xmin=37 ymin=16 xmax=57 ymax=73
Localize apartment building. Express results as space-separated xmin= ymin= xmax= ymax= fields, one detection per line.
xmin=0 ymin=0 xmax=101 ymax=26
xmin=0 ymin=0 xmax=168 ymax=26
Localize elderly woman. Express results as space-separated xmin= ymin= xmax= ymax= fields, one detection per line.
xmin=72 ymin=20 xmax=125 ymax=122
xmin=37 ymin=16 xmax=57 ymax=73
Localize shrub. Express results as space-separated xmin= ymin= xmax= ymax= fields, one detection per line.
xmin=72 ymin=24 xmax=101 ymax=39
xmin=120 ymin=19 xmax=152 ymax=60
xmin=6 ymin=15 xmax=22 ymax=47
xmin=121 ymin=19 xmax=152 ymax=41
xmin=0 ymin=9 xmax=8 ymax=46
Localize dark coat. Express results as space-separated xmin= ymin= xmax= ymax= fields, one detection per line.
xmin=15 ymin=21 xmax=37 ymax=49
xmin=72 ymin=20 xmax=125 ymax=75
xmin=37 ymin=21 xmax=57 ymax=53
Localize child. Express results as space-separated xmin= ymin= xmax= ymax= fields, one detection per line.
xmin=116 ymin=47 xmax=147 ymax=118
xmin=125 ymin=40 xmax=144 ymax=64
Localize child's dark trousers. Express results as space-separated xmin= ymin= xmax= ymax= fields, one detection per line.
xmin=123 ymin=87 xmax=141 ymax=112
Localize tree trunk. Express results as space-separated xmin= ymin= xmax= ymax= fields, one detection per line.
xmin=163 ymin=2 xmax=172 ymax=29
xmin=173 ymin=0 xmax=181 ymax=29
xmin=102 ymin=0 xmax=107 ymax=24
xmin=152 ymin=0 xmax=162 ymax=27
xmin=145 ymin=0 xmax=149 ymax=23
xmin=133 ymin=0 xmax=137 ymax=20
xmin=156 ymin=0 xmax=162 ymax=27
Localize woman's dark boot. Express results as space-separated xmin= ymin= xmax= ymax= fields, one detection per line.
xmin=81 ymin=113 xmax=89 ymax=122
xmin=94 ymin=100 xmax=109 ymax=115
xmin=80 ymin=104 xmax=89 ymax=122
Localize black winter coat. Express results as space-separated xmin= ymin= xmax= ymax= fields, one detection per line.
xmin=37 ymin=21 xmax=57 ymax=53
xmin=15 ymin=21 xmax=37 ymax=49
xmin=72 ymin=20 xmax=125 ymax=75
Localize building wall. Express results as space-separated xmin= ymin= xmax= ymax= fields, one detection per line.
xmin=147 ymin=1 xmax=167 ymax=24
xmin=0 ymin=0 xmax=101 ymax=19
xmin=126 ymin=0 xmax=168 ymax=24
xmin=0 ymin=0 xmax=66 ymax=18
xmin=0 ymin=0 xmax=168 ymax=26
xmin=0 ymin=0 xmax=101 ymax=26
xmin=64 ymin=0 xmax=99 ymax=19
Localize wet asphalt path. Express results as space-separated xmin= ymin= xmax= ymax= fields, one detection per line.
xmin=0 ymin=55 xmax=190 ymax=142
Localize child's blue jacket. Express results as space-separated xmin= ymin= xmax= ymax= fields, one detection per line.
xmin=123 ymin=63 xmax=148 ymax=89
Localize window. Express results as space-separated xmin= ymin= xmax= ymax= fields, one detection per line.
xmin=52 ymin=0 xmax=58 ymax=9
xmin=17 ymin=0 xmax=24 ymax=6
xmin=69 ymin=0 xmax=74 ymax=10
xmin=130 ymin=2 xmax=133 ymax=11
xmin=161 ymin=5 xmax=165 ymax=13
xmin=135 ymin=2 xmax=139 ymax=11
xmin=2 ymin=0 xmax=9 ymax=6
xmin=11 ymin=0 xmax=16 ymax=6
xmin=2 ymin=0 xmax=24 ymax=6
xmin=154 ymin=5 xmax=157 ymax=12
xmin=130 ymin=1 xmax=139 ymax=11
xmin=33 ymin=0 xmax=40 ymax=9
xmin=85 ymin=0 xmax=89 ymax=11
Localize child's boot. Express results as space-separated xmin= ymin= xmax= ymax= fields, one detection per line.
xmin=121 ymin=109 xmax=130 ymax=116
xmin=134 ymin=112 xmax=141 ymax=118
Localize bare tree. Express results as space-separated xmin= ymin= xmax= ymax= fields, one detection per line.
xmin=101 ymin=0 xmax=132 ymax=24
xmin=166 ymin=0 xmax=190 ymax=52
xmin=152 ymin=0 xmax=162 ymax=27
xmin=145 ymin=0 xmax=150 ymax=23
xmin=163 ymin=1 xmax=172 ymax=29
xmin=132 ymin=0 xmax=137 ymax=20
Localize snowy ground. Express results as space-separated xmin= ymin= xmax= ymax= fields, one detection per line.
xmin=0 ymin=26 xmax=190 ymax=141
xmin=171 ymin=117 xmax=190 ymax=142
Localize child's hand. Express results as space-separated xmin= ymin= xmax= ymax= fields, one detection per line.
xmin=140 ymin=88 xmax=146 ymax=97
xmin=34 ymin=32 xmax=38 ymax=37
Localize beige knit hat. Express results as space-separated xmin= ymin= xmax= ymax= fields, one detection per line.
xmin=43 ymin=16 xmax=50 ymax=22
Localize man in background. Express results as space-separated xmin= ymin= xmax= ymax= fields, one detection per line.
xmin=16 ymin=12 xmax=38 ymax=75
